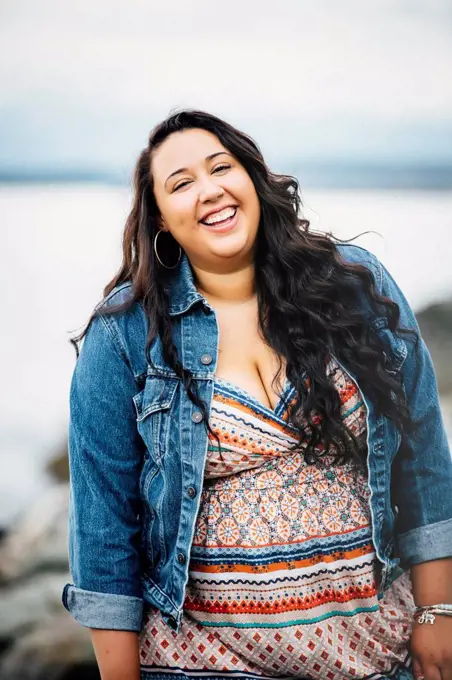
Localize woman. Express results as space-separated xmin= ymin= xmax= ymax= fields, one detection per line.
xmin=62 ymin=110 xmax=452 ymax=680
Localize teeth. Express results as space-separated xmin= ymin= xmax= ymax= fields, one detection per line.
xmin=203 ymin=207 xmax=236 ymax=225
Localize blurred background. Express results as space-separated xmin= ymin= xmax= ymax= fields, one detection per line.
xmin=1 ymin=1 xmax=451 ymax=678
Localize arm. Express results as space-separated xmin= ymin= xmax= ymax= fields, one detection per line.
xmin=410 ymin=559 xmax=452 ymax=680
xmin=378 ymin=262 xmax=452 ymax=680
xmin=90 ymin=630 xmax=141 ymax=680
xmin=410 ymin=558 xmax=452 ymax=606
xmin=62 ymin=313 xmax=145 ymax=639
xmin=378 ymin=262 xmax=452 ymax=565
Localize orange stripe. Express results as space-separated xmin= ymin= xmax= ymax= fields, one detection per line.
xmin=184 ymin=583 xmax=378 ymax=615
xmin=189 ymin=567 xmax=374 ymax=595
xmin=190 ymin=544 xmax=374 ymax=574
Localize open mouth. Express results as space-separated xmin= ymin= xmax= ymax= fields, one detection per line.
xmin=200 ymin=206 xmax=238 ymax=228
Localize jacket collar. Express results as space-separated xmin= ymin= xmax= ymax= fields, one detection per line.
xmin=164 ymin=253 xmax=207 ymax=316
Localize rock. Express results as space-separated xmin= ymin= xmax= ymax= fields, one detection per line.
xmin=416 ymin=300 xmax=452 ymax=394
xmin=0 ymin=611 xmax=98 ymax=680
xmin=0 ymin=484 xmax=69 ymax=585
xmin=439 ymin=392 xmax=452 ymax=441
xmin=0 ymin=571 xmax=70 ymax=638
xmin=46 ymin=443 xmax=69 ymax=483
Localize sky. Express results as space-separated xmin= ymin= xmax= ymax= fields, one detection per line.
xmin=1 ymin=0 xmax=452 ymax=172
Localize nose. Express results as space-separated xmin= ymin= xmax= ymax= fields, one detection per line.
xmin=198 ymin=175 xmax=224 ymax=203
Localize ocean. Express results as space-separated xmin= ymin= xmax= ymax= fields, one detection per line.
xmin=2 ymin=184 xmax=452 ymax=525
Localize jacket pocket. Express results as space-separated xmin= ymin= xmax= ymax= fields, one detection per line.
xmin=371 ymin=316 xmax=408 ymax=373
xmin=134 ymin=377 xmax=179 ymax=575
xmin=133 ymin=377 xmax=179 ymax=465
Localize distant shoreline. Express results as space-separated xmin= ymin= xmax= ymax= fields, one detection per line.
xmin=1 ymin=163 xmax=452 ymax=190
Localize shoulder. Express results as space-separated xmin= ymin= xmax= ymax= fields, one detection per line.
xmin=95 ymin=281 xmax=135 ymax=312
xmin=336 ymin=244 xmax=419 ymax=335
xmin=335 ymin=243 xmax=382 ymax=291
xmin=92 ymin=282 xmax=149 ymax=378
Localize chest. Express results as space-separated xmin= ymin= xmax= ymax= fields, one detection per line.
xmin=212 ymin=302 xmax=285 ymax=411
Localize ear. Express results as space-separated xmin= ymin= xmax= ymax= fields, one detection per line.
xmin=158 ymin=216 xmax=168 ymax=232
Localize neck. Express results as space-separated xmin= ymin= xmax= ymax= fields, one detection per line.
xmin=193 ymin=261 xmax=256 ymax=304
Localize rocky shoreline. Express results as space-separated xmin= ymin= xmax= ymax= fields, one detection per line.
xmin=416 ymin=301 xmax=452 ymax=437
xmin=1 ymin=298 xmax=451 ymax=679
xmin=0 ymin=484 xmax=99 ymax=679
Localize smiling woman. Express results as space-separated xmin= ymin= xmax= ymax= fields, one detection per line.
xmin=62 ymin=109 xmax=452 ymax=680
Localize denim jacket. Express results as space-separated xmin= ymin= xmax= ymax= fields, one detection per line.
xmin=62 ymin=244 xmax=452 ymax=633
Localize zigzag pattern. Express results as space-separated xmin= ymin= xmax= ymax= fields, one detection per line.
xmin=184 ymin=582 xmax=378 ymax=616
xmin=191 ymin=558 xmax=376 ymax=586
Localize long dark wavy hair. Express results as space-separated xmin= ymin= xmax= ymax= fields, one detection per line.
xmin=73 ymin=109 xmax=418 ymax=465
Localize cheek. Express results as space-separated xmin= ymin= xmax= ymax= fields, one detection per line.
xmin=245 ymin=183 xmax=261 ymax=223
xmin=229 ymin=175 xmax=259 ymax=209
xmin=165 ymin=194 xmax=197 ymax=228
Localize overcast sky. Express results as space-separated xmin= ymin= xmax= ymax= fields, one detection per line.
xmin=1 ymin=0 xmax=451 ymax=170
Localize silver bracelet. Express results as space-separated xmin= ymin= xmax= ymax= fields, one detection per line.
xmin=414 ymin=603 xmax=452 ymax=612
xmin=414 ymin=604 xmax=452 ymax=625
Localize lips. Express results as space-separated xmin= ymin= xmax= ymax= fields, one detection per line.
xmin=199 ymin=205 xmax=238 ymax=225
xmin=199 ymin=206 xmax=239 ymax=234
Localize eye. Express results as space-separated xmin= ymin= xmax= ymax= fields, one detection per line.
xmin=213 ymin=163 xmax=231 ymax=173
xmin=173 ymin=179 xmax=191 ymax=192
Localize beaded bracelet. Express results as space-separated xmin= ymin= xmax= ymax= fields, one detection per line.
xmin=414 ymin=603 xmax=452 ymax=625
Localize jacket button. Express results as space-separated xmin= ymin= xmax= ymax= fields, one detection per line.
xmin=177 ymin=552 xmax=186 ymax=565
xmin=187 ymin=486 xmax=196 ymax=498
xmin=192 ymin=411 xmax=203 ymax=423
xmin=200 ymin=354 xmax=213 ymax=365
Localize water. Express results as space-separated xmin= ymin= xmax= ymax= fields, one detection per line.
xmin=2 ymin=184 xmax=452 ymax=525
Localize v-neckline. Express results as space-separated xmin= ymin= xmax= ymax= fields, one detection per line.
xmin=213 ymin=374 xmax=293 ymax=419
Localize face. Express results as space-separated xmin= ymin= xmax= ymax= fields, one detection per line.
xmin=151 ymin=128 xmax=261 ymax=270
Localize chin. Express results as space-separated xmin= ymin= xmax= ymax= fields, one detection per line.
xmin=209 ymin=233 xmax=253 ymax=260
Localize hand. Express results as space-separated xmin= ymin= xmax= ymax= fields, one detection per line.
xmin=411 ymin=615 xmax=452 ymax=680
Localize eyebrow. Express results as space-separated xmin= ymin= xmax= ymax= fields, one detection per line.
xmin=164 ymin=151 xmax=232 ymax=188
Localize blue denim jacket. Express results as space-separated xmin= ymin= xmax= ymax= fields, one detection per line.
xmin=62 ymin=244 xmax=452 ymax=633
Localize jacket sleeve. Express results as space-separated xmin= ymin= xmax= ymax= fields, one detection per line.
xmin=379 ymin=261 xmax=452 ymax=566
xmin=62 ymin=313 xmax=144 ymax=631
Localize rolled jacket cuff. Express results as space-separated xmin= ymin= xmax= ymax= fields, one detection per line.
xmin=396 ymin=516 xmax=452 ymax=566
xmin=62 ymin=583 xmax=144 ymax=632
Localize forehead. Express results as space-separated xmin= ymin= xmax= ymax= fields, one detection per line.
xmin=151 ymin=128 xmax=227 ymax=181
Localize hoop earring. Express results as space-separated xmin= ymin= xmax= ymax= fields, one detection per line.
xmin=153 ymin=230 xmax=182 ymax=270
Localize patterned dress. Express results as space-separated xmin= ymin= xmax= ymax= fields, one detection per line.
xmin=140 ymin=358 xmax=415 ymax=680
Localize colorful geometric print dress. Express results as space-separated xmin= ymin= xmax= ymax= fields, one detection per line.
xmin=140 ymin=358 xmax=415 ymax=680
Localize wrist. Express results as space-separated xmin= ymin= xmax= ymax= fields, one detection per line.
xmin=410 ymin=557 xmax=452 ymax=607
xmin=413 ymin=604 xmax=452 ymax=626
